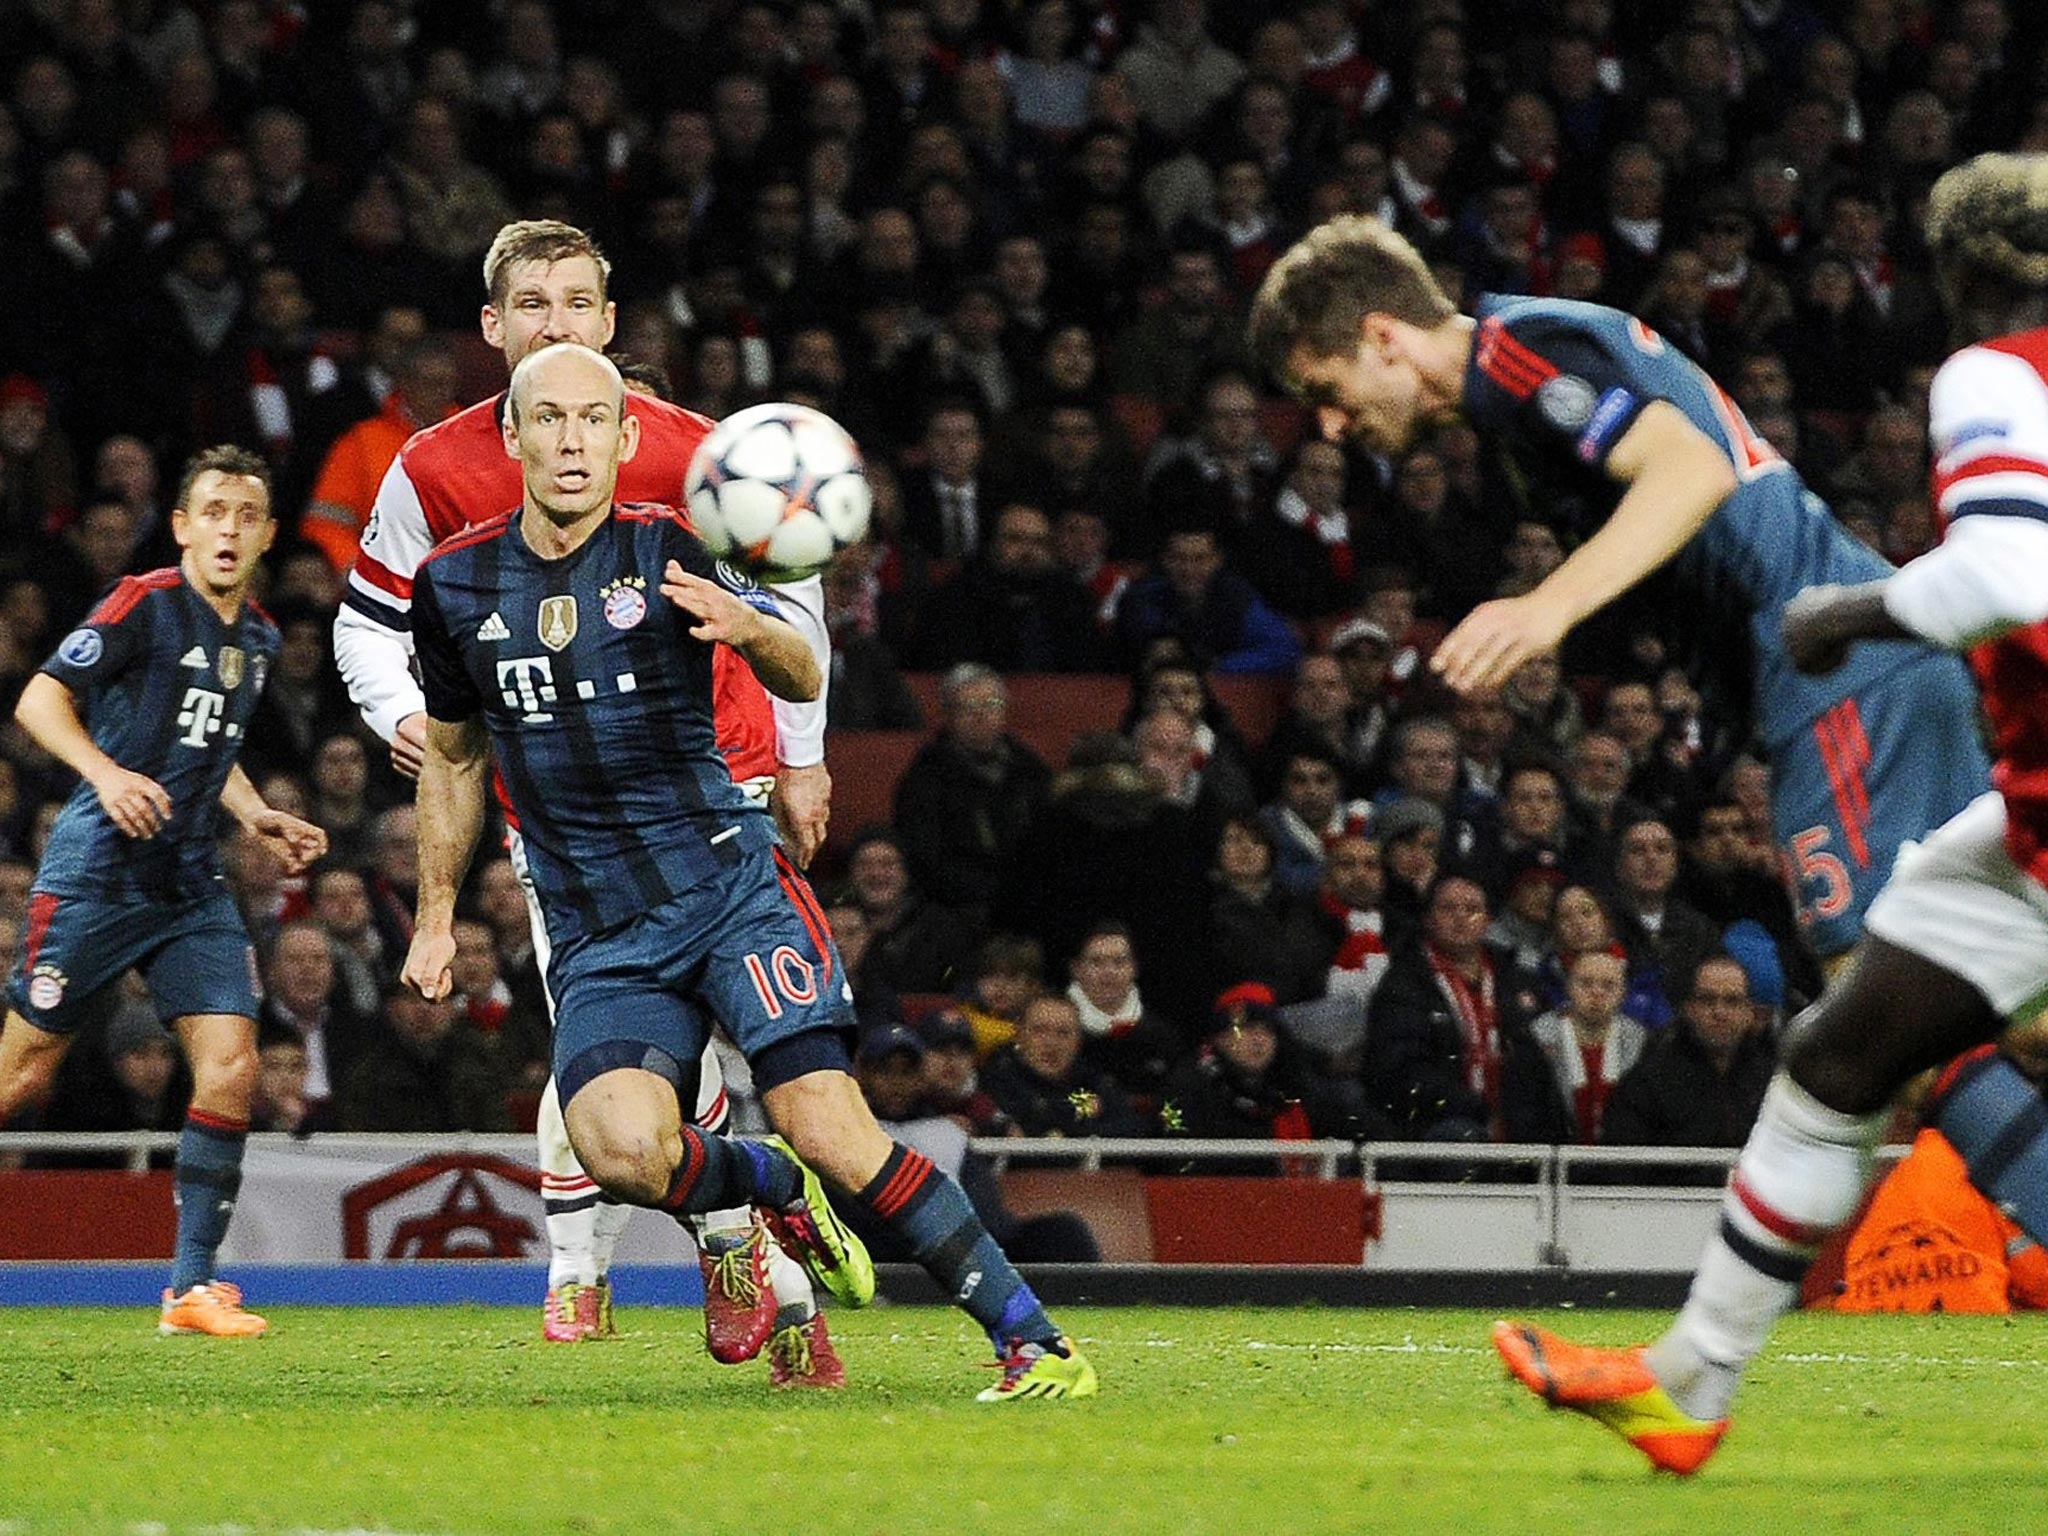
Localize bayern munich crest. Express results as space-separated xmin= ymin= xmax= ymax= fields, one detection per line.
xmin=27 ymin=965 xmax=65 ymax=1012
xmin=602 ymin=577 xmax=648 ymax=631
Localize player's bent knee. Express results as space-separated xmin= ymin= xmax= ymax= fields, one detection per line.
xmin=192 ymin=1042 xmax=260 ymax=1109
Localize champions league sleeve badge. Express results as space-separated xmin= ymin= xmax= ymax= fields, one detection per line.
xmin=57 ymin=629 xmax=103 ymax=668
xmin=1535 ymin=374 xmax=1599 ymax=435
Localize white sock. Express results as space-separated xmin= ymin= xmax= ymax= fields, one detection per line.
xmin=538 ymin=1077 xmax=601 ymax=1288
xmin=767 ymin=1237 xmax=817 ymax=1325
xmin=590 ymin=1198 xmax=632 ymax=1279
xmin=1647 ymin=1073 xmax=1885 ymax=1419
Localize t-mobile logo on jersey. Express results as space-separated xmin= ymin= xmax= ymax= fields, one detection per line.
xmin=496 ymin=657 xmax=558 ymax=723
xmin=176 ymin=686 xmax=226 ymax=748
xmin=495 ymin=657 xmax=642 ymax=723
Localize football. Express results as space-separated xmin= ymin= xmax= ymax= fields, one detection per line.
xmin=683 ymin=401 xmax=873 ymax=581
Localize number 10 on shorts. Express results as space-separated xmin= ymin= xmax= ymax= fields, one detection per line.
xmin=745 ymin=946 xmax=820 ymax=1017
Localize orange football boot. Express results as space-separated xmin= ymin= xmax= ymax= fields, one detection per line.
xmin=159 ymin=1281 xmax=268 ymax=1338
xmin=1492 ymin=1319 xmax=1729 ymax=1475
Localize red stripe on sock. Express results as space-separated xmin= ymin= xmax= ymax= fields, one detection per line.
xmin=186 ymin=1108 xmax=248 ymax=1135
xmin=1731 ymin=1171 xmax=1826 ymax=1249
xmin=873 ymin=1151 xmax=934 ymax=1218
xmin=661 ymin=1128 xmax=704 ymax=1213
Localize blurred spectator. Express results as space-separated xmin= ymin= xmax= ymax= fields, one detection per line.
xmin=1160 ymin=982 xmax=1333 ymax=1164
xmin=250 ymin=1029 xmax=310 ymax=1135
xmin=1601 ymin=955 xmax=1772 ymax=1154
xmin=1115 ymin=524 xmax=1302 ymax=675
xmin=307 ymin=733 xmax=375 ymax=871
xmin=917 ymin=1007 xmax=1009 ymax=1135
xmin=1321 ymin=833 xmax=1390 ymax=1009
xmin=957 ymin=932 xmax=1047 ymax=1060
xmin=1261 ymin=650 xmax=1367 ymax=799
xmin=1503 ymin=649 xmax=1584 ymax=760
xmin=41 ymin=995 xmax=189 ymax=1142
xmin=300 ymin=340 xmax=461 ymax=574
xmin=1611 ymin=815 xmax=1722 ymax=1007
xmin=821 ymin=543 xmax=922 ymax=730
xmin=449 ymin=916 xmax=548 ymax=1092
xmin=981 ymin=993 xmax=1143 ymax=1138
xmin=1125 ymin=655 xmax=1259 ymax=812
xmin=1206 ymin=813 xmax=1328 ymax=1006
xmin=364 ymin=803 xmax=419 ymax=959
xmin=910 ymin=500 xmax=1107 ymax=671
xmin=242 ymin=603 xmax=356 ymax=780
xmin=839 ymin=826 xmax=978 ymax=996
xmin=309 ymin=864 xmax=387 ymax=1019
xmin=1110 ymin=246 xmax=1254 ymax=417
xmin=473 ymin=856 xmax=547 ymax=1024
xmin=259 ymin=918 xmax=373 ymax=1133
xmin=1257 ymin=744 xmax=1369 ymax=899
xmin=387 ymin=94 xmax=514 ymax=271
xmin=1509 ymin=949 xmax=1650 ymax=1145
xmin=892 ymin=664 xmax=1050 ymax=921
xmin=998 ymin=728 xmax=1211 ymax=1027
xmin=339 ymin=982 xmax=512 ymax=1132
xmin=1064 ymin=919 xmax=1178 ymax=1099
xmin=1676 ymin=794 xmax=1823 ymax=1005
xmin=1365 ymin=873 xmax=1504 ymax=1141
xmin=1565 ymin=727 xmax=1651 ymax=877
xmin=1115 ymin=0 xmax=1244 ymax=148
xmin=901 ymin=396 xmax=999 ymax=561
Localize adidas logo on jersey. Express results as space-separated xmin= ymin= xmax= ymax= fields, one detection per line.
xmin=477 ymin=612 xmax=511 ymax=642
xmin=180 ymin=646 xmax=208 ymax=669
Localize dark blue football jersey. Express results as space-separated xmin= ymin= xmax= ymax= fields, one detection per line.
xmin=1463 ymin=294 xmax=1929 ymax=744
xmin=410 ymin=504 xmax=783 ymax=944
xmin=36 ymin=569 xmax=280 ymax=899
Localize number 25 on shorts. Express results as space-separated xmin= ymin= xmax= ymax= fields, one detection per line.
xmin=1790 ymin=825 xmax=1852 ymax=921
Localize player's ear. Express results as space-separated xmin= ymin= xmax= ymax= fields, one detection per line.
xmin=170 ymin=505 xmax=191 ymax=551
xmin=480 ymin=303 xmax=504 ymax=350
xmin=501 ymin=409 xmax=521 ymax=461
xmin=600 ymin=301 xmax=617 ymax=349
xmin=616 ymin=408 xmax=640 ymax=465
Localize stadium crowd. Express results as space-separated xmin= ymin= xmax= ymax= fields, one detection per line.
xmin=0 ymin=0 xmax=2039 ymax=1163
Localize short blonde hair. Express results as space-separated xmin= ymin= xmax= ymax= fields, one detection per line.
xmin=1249 ymin=216 xmax=1458 ymax=385
xmin=1925 ymin=153 xmax=2048 ymax=342
xmin=482 ymin=219 xmax=612 ymax=307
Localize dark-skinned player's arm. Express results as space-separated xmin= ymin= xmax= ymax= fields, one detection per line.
xmin=1432 ymin=402 xmax=1737 ymax=693
xmin=401 ymin=712 xmax=491 ymax=1003
xmin=1784 ymin=513 xmax=2048 ymax=675
xmin=218 ymin=764 xmax=329 ymax=874
xmin=14 ymin=672 xmax=171 ymax=840
xmin=660 ymin=560 xmax=822 ymax=703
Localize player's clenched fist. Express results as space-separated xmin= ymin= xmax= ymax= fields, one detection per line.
xmin=91 ymin=765 xmax=173 ymax=839
xmin=402 ymin=928 xmax=458 ymax=1002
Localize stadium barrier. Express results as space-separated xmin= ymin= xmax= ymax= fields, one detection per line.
xmin=0 ymin=1131 xmax=1907 ymax=1287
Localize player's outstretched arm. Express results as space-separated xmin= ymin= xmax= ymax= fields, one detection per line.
xmin=219 ymin=764 xmax=329 ymax=873
xmin=763 ymin=571 xmax=832 ymax=866
xmin=659 ymin=560 xmax=822 ymax=703
xmin=1434 ymin=402 xmax=1735 ymax=693
xmin=403 ymin=713 xmax=491 ymax=1002
xmin=14 ymin=673 xmax=170 ymax=839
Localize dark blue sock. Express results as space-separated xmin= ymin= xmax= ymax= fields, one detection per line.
xmin=858 ymin=1143 xmax=1060 ymax=1354
xmin=655 ymin=1129 xmax=802 ymax=1219
xmin=171 ymin=1110 xmax=247 ymax=1294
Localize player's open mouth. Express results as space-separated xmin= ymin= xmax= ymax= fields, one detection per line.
xmin=554 ymin=470 xmax=590 ymax=490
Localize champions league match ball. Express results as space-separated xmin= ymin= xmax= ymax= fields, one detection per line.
xmin=684 ymin=402 xmax=873 ymax=582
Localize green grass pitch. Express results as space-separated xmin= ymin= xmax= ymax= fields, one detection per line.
xmin=3 ymin=1304 xmax=2046 ymax=1534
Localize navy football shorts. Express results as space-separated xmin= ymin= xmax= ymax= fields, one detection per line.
xmin=7 ymin=886 xmax=260 ymax=1033
xmin=550 ymin=844 xmax=854 ymax=1105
